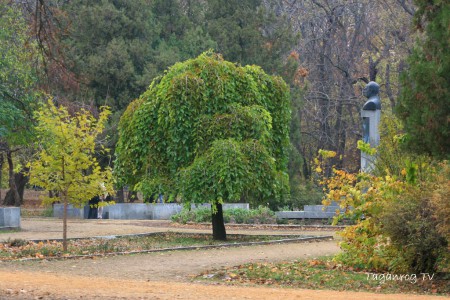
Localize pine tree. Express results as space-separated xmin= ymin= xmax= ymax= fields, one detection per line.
xmin=397 ymin=1 xmax=450 ymax=159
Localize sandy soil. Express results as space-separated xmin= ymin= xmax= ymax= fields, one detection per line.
xmin=0 ymin=218 xmax=445 ymax=300
xmin=1 ymin=218 xmax=337 ymax=241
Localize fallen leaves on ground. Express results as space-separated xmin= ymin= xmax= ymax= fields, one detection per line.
xmin=198 ymin=258 xmax=450 ymax=296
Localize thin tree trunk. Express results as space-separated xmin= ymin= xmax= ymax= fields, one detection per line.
xmin=63 ymin=195 xmax=68 ymax=252
xmin=335 ymin=97 xmax=345 ymax=169
xmin=385 ymin=64 xmax=396 ymax=110
xmin=0 ymin=153 xmax=3 ymax=202
xmin=62 ymin=156 xmax=68 ymax=252
xmin=211 ymin=203 xmax=226 ymax=241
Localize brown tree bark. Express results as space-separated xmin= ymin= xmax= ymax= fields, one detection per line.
xmin=3 ymin=170 xmax=29 ymax=207
xmin=3 ymin=151 xmax=27 ymax=207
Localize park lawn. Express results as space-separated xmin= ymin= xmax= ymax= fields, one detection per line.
xmin=198 ymin=257 xmax=450 ymax=296
xmin=0 ymin=232 xmax=306 ymax=260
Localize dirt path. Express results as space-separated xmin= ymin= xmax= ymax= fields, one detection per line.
xmin=1 ymin=240 xmax=339 ymax=281
xmin=2 ymin=218 xmax=337 ymax=241
xmin=1 ymin=270 xmax=446 ymax=300
xmin=0 ymin=219 xmax=444 ymax=299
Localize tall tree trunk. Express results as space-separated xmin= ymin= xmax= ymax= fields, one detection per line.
xmin=62 ymin=155 xmax=68 ymax=252
xmin=334 ymin=89 xmax=346 ymax=170
xmin=211 ymin=203 xmax=226 ymax=241
xmin=3 ymin=150 xmax=22 ymax=206
xmin=0 ymin=153 xmax=3 ymax=202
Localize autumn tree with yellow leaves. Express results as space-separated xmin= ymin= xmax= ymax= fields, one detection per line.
xmin=28 ymin=100 xmax=114 ymax=251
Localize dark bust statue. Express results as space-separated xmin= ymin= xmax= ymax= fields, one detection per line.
xmin=362 ymin=81 xmax=381 ymax=110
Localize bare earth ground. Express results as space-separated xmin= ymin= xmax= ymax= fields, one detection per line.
xmin=0 ymin=219 xmax=446 ymax=300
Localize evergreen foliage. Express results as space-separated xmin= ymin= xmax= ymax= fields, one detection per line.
xmin=397 ymin=1 xmax=450 ymax=158
xmin=62 ymin=0 xmax=160 ymax=110
xmin=61 ymin=0 xmax=294 ymax=110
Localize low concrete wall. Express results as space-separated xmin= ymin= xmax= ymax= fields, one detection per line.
xmin=103 ymin=203 xmax=182 ymax=220
xmin=276 ymin=205 xmax=344 ymax=219
xmin=304 ymin=205 xmax=345 ymax=213
xmin=54 ymin=203 xmax=249 ymax=220
xmin=0 ymin=207 xmax=21 ymax=229
xmin=53 ymin=204 xmax=85 ymax=219
xmin=190 ymin=203 xmax=249 ymax=210
xmin=103 ymin=203 xmax=249 ymax=220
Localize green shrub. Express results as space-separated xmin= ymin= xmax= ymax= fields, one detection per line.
xmin=42 ymin=206 xmax=53 ymax=217
xmin=380 ymin=164 xmax=449 ymax=274
xmin=250 ymin=206 xmax=276 ymax=224
xmin=194 ymin=208 xmax=212 ymax=223
xmin=319 ymin=147 xmax=449 ymax=274
xmin=171 ymin=206 xmax=276 ymax=224
xmin=170 ymin=209 xmax=197 ymax=224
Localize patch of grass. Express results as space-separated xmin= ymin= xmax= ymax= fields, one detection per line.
xmin=0 ymin=228 xmax=21 ymax=234
xmin=199 ymin=257 xmax=450 ymax=296
xmin=0 ymin=232 xmax=303 ymax=260
xmin=21 ymin=206 xmax=53 ymax=218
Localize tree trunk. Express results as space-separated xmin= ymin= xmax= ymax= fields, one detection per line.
xmin=128 ymin=191 xmax=138 ymax=203
xmin=0 ymin=153 xmax=3 ymax=202
xmin=116 ymin=187 xmax=125 ymax=203
xmin=63 ymin=195 xmax=68 ymax=252
xmin=3 ymin=168 xmax=29 ymax=207
xmin=3 ymin=151 xmax=25 ymax=206
xmin=62 ymin=156 xmax=68 ymax=252
xmin=211 ymin=203 xmax=227 ymax=241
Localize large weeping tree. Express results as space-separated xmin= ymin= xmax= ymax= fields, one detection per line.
xmin=115 ymin=51 xmax=290 ymax=240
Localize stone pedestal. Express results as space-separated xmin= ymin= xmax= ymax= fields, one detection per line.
xmin=361 ymin=109 xmax=381 ymax=172
xmin=361 ymin=81 xmax=381 ymax=173
xmin=0 ymin=207 xmax=21 ymax=229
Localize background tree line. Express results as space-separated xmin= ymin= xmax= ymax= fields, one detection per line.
xmin=1 ymin=0 xmax=446 ymax=209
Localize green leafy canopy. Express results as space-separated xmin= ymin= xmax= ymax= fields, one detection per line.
xmin=115 ymin=51 xmax=291 ymax=208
